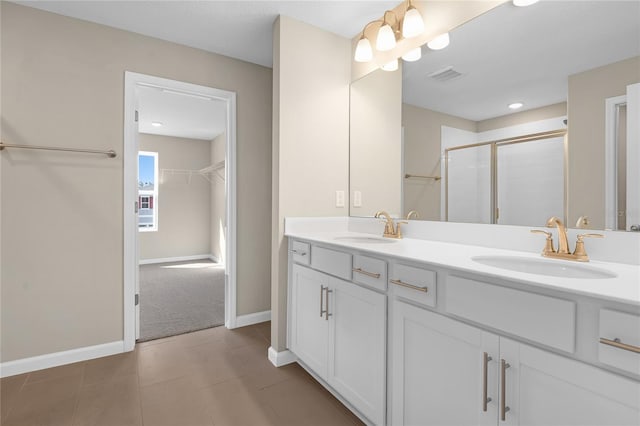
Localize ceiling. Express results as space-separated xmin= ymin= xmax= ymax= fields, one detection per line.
xmin=402 ymin=1 xmax=640 ymax=121
xmin=16 ymin=0 xmax=397 ymax=68
xmin=16 ymin=0 xmax=640 ymax=124
xmin=137 ymin=85 xmax=227 ymax=140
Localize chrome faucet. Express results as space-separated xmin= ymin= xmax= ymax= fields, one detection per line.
xmin=374 ymin=211 xmax=408 ymax=239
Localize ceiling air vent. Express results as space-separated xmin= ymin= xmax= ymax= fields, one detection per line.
xmin=427 ymin=66 xmax=462 ymax=82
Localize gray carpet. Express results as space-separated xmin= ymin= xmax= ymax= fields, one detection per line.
xmin=139 ymin=260 xmax=225 ymax=342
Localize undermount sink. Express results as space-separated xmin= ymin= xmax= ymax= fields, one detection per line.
xmin=471 ymin=255 xmax=617 ymax=279
xmin=333 ymin=235 xmax=398 ymax=244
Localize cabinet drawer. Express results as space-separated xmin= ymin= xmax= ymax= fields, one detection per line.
xmin=291 ymin=241 xmax=310 ymax=265
xmin=311 ymin=246 xmax=352 ymax=280
xmin=352 ymin=254 xmax=387 ymax=291
xmin=446 ymin=275 xmax=576 ymax=353
xmin=389 ymin=263 xmax=437 ymax=307
xmin=599 ymin=309 xmax=640 ymax=376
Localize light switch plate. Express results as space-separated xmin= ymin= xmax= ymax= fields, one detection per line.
xmin=336 ymin=190 xmax=345 ymax=207
xmin=354 ymin=191 xmax=362 ymax=207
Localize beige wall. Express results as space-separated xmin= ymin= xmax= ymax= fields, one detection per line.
xmin=568 ymin=56 xmax=640 ymax=229
xmin=271 ymin=16 xmax=351 ymax=351
xmin=402 ymin=103 xmax=476 ymax=220
xmin=138 ymin=134 xmax=211 ymax=260
xmin=350 ymin=69 xmax=402 ymax=217
xmin=1 ymin=3 xmax=271 ymax=362
xmin=477 ymin=102 xmax=567 ymax=133
xmin=210 ymin=133 xmax=226 ymax=263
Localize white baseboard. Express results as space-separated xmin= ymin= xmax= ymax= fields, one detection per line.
xmin=0 ymin=340 xmax=125 ymax=378
xmin=208 ymin=254 xmax=221 ymax=263
xmin=268 ymin=346 xmax=297 ymax=367
xmin=139 ymin=254 xmax=220 ymax=265
xmin=234 ymin=310 xmax=271 ymax=328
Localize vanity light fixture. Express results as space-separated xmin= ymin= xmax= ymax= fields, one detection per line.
xmin=508 ymin=102 xmax=524 ymax=110
xmin=513 ymin=0 xmax=539 ymax=6
xmin=354 ymin=0 xmax=425 ymax=63
xmin=381 ymin=59 xmax=399 ymax=72
xmin=151 ymin=121 xmax=163 ymax=127
xmin=427 ymin=33 xmax=450 ymax=50
xmin=402 ymin=47 xmax=422 ymax=62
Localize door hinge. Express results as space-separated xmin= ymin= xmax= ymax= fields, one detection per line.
xmin=135 ymin=294 xmax=139 ymax=306
xmin=135 ymin=201 xmax=139 ymax=213
xmin=135 ymin=110 xmax=139 ymax=122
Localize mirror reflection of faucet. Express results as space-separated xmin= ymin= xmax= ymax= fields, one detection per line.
xmin=406 ymin=210 xmax=420 ymax=220
xmin=530 ymin=216 xmax=603 ymax=262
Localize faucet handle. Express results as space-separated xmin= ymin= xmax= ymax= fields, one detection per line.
xmin=531 ymin=229 xmax=555 ymax=255
xmin=396 ymin=221 xmax=409 ymax=238
xmin=573 ymin=233 xmax=604 ymax=260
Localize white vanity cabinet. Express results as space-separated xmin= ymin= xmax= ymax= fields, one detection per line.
xmin=289 ymin=260 xmax=386 ymax=425
xmin=391 ymin=299 xmax=640 ymax=426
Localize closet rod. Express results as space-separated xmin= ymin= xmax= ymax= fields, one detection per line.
xmin=0 ymin=142 xmax=116 ymax=158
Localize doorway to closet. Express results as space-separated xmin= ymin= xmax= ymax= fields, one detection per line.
xmin=123 ymin=73 xmax=237 ymax=348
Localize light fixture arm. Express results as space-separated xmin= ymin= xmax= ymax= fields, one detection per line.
xmin=360 ymin=19 xmax=383 ymax=39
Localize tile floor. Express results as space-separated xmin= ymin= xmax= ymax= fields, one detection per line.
xmin=0 ymin=322 xmax=364 ymax=426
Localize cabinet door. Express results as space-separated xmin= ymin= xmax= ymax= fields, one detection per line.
xmin=391 ymin=300 xmax=499 ymax=426
xmin=500 ymin=338 xmax=640 ymax=426
xmin=290 ymin=264 xmax=329 ymax=379
xmin=327 ymin=277 xmax=386 ymax=425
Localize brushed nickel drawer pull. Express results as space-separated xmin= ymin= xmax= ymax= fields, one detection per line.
xmin=353 ymin=268 xmax=381 ymax=279
xmin=500 ymin=359 xmax=510 ymax=421
xmin=292 ymin=249 xmax=307 ymax=256
xmin=482 ymin=352 xmax=493 ymax=412
xmin=390 ymin=279 xmax=428 ymax=293
xmin=320 ymin=285 xmax=327 ymax=318
xmin=600 ymin=337 xmax=640 ymax=354
xmin=325 ymin=289 xmax=333 ymax=321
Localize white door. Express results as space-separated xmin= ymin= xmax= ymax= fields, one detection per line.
xmin=391 ymin=300 xmax=499 ymax=426
xmin=327 ymin=278 xmax=386 ymax=425
xmin=500 ymin=338 xmax=640 ymax=426
xmin=290 ymin=265 xmax=329 ymax=379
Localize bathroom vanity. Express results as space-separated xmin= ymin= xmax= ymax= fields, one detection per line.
xmin=285 ymin=218 xmax=640 ymax=426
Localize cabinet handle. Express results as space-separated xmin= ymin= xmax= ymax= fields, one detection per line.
xmin=482 ymin=352 xmax=493 ymax=412
xmin=390 ymin=279 xmax=428 ymax=293
xmin=600 ymin=337 xmax=640 ymax=354
xmin=325 ymin=289 xmax=333 ymax=321
xmin=320 ymin=285 xmax=327 ymax=318
xmin=500 ymin=359 xmax=510 ymax=421
xmin=292 ymin=249 xmax=307 ymax=256
xmin=353 ymin=268 xmax=381 ymax=279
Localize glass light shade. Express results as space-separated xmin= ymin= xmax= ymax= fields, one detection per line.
xmin=402 ymin=7 xmax=425 ymax=38
xmin=381 ymin=59 xmax=398 ymax=72
xmin=354 ymin=37 xmax=373 ymax=62
xmin=427 ymin=33 xmax=450 ymax=50
xmin=402 ymin=47 xmax=422 ymax=62
xmin=376 ymin=24 xmax=396 ymax=51
xmin=513 ymin=0 xmax=539 ymax=6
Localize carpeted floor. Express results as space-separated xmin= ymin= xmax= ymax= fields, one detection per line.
xmin=139 ymin=259 xmax=225 ymax=342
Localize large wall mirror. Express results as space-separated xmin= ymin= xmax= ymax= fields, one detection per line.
xmin=349 ymin=0 xmax=640 ymax=231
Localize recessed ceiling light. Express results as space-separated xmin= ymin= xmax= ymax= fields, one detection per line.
xmin=513 ymin=0 xmax=539 ymax=6
xmin=508 ymin=102 xmax=524 ymax=110
xmin=151 ymin=122 xmax=163 ymax=127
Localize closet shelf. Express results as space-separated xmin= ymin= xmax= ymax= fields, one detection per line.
xmin=160 ymin=160 xmax=225 ymax=184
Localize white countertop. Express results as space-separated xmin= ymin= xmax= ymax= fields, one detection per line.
xmin=285 ymin=230 xmax=640 ymax=306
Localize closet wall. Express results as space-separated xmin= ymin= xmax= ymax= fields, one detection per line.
xmin=139 ymin=133 xmax=212 ymax=261
xmin=210 ymin=133 xmax=226 ymax=264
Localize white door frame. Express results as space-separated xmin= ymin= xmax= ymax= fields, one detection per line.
xmin=123 ymin=72 xmax=237 ymax=351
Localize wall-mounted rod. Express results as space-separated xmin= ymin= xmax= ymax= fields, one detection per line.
xmin=0 ymin=142 xmax=116 ymax=158
xmin=405 ymin=174 xmax=441 ymax=181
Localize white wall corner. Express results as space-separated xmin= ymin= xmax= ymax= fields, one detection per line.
xmin=234 ymin=310 xmax=272 ymax=328
xmin=268 ymin=346 xmax=297 ymax=367
xmin=0 ymin=341 xmax=125 ymax=378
